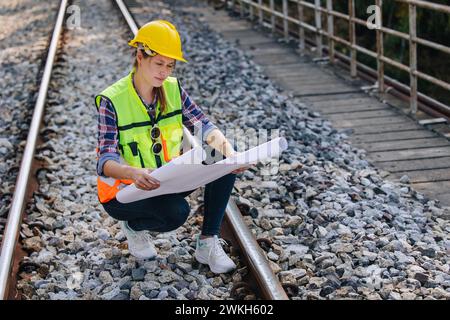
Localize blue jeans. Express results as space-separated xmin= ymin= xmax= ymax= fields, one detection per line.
xmin=102 ymin=173 xmax=236 ymax=236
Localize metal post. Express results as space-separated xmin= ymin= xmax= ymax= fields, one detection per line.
xmin=376 ymin=0 xmax=384 ymax=92
xmin=270 ymin=0 xmax=275 ymax=33
xmin=258 ymin=0 xmax=263 ymax=24
xmin=298 ymin=0 xmax=305 ymax=50
xmin=249 ymin=0 xmax=254 ymax=20
xmin=314 ymin=0 xmax=323 ymax=57
xmin=327 ymin=0 xmax=335 ymax=63
xmin=349 ymin=0 xmax=357 ymax=77
xmin=240 ymin=0 xmax=244 ymax=17
xmin=282 ymin=0 xmax=288 ymax=40
xmin=409 ymin=3 xmax=418 ymax=114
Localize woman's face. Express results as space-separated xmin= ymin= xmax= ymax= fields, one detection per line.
xmin=137 ymin=52 xmax=175 ymax=87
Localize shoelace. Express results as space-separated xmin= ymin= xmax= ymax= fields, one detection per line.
xmin=209 ymin=237 xmax=228 ymax=259
xmin=133 ymin=230 xmax=153 ymax=244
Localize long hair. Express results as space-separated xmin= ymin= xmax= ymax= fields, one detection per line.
xmin=133 ymin=49 xmax=167 ymax=114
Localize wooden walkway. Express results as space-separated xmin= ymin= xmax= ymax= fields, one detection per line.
xmin=190 ymin=5 xmax=450 ymax=207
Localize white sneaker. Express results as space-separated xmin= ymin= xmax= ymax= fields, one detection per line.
xmin=194 ymin=235 xmax=237 ymax=274
xmin=120 ymin=221 xmax=157 ymax=259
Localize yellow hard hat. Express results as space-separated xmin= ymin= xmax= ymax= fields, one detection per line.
xmin=128 ymin=20 xmax=187 ymax=63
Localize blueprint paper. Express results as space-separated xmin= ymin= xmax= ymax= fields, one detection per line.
xmin=116 ymin=137 xmax=288 ymax=203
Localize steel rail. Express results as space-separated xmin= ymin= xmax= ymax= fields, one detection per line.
xmin=224 ymin=201 xmax=289 ymax=300
xmin=0 ymin=0 xmax=68 ymax=299
xmin=114 ymin=0 xmax=288 ymax=300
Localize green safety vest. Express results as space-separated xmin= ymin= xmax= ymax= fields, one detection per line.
xmin=95 ymin=71 xmax=183 ymax=169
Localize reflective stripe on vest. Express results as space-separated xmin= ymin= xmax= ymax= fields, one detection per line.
xmin=95 ymin=71 xmax=183 ymax=203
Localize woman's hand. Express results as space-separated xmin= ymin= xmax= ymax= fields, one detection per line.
xmin=130 ymin=167 xmax=160 ymax=190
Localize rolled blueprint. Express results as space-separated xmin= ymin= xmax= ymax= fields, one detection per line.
xmin=116 ymin=137 xmax=288 ymax=203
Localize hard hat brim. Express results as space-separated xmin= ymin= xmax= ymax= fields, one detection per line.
xmin=128 ymin=39 xmax=188 ymax=63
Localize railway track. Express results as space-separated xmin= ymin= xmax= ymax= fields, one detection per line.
xmin=0 ymin=0 xmax=60 ymax=254
xmin=0 ymin=0 xmax=67 ymax=299
xmin=0 ymin=0 xmax=288 ymax=300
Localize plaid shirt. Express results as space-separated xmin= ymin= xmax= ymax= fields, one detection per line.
xmin=97 ymin=81 xmax=217 ymax=176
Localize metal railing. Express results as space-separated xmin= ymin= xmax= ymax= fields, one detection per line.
xmin=226 ymin=0 xmax=450 ymax=117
